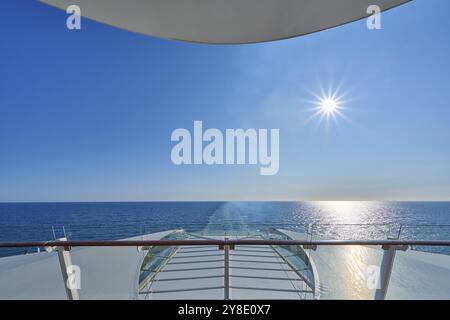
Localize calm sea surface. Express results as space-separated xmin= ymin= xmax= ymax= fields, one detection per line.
xmin=1 ymin=201 xmax=450 ymax=256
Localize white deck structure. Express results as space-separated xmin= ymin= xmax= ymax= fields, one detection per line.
xmin=1 ymin=229 xmax=449 ymax=300
xmin=281 ymin=230 xmax=450 ymax=300
xmin=140 ymin=234 xmax=314 ymax=300
xmin=40 ymin=0 xmax=409 ymax=44
xmin=0 ymin=230 xmax=174 ymax=299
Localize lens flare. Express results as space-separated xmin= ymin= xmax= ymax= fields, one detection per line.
xmin=305 ymin=84 xmax=351 ymax=132
xmin=320 ymin=98 xmax=338 ymax=114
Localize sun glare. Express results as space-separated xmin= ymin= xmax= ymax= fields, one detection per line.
xmin=305 ymin=84 xmax=350 ymax=131
xmin=320 ymin=98 xmax=338 ymax=114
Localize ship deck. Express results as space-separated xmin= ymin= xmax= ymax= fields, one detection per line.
xmin=1 ymin=229 xmax=450 ymax=299
xmin=139 ymin=234 xmax=314 ymax=299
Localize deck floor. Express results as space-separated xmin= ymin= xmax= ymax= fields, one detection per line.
xmin=139 ymin=235 xmax=314 ymax=299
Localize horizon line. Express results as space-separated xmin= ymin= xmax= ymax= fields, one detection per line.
xmin=1 ymin=199 xmax=450 ymax=204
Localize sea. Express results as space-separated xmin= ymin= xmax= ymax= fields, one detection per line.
xmin=1 ymin=201 xmax=450 ymax=257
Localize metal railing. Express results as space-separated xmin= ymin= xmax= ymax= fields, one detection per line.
xmin=1 ymin=238 xmax=450 ymax=300
xmin=0 ymin=239 xmax=449 ymax=248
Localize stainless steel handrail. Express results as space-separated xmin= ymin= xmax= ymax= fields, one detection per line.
xmin=1 ymin=238 xmax=449 ymax=301
xmin=0 ymin=239 xmax=449 ymax=248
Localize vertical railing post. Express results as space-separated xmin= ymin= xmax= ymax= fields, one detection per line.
xmin=56 ymin=245 xmax=80 ymax=300
xmin=46 ymin=237 xmax=79 ymax=300
xmin=224 ymin=237 xmax=230 ymax=300
xmin=375 ymin=244 xmax=407 ymax=300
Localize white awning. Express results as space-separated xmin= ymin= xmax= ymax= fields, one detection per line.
xmin=40 ymin=0 xmax=410 ymax=44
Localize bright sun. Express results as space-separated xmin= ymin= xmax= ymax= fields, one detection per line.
xmin=320 ymin=98 xmax=338 ymax=114
xmin=307 ymin=85 xmax=349 ymax=130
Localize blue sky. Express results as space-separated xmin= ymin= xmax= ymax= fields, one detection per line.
xmin=1 ymin=0 xmax=450 ymax=201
